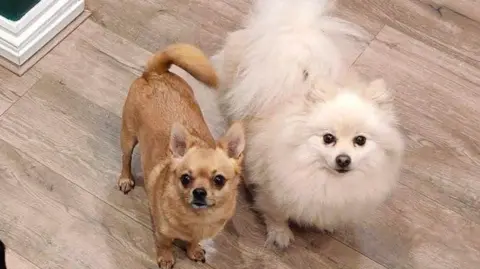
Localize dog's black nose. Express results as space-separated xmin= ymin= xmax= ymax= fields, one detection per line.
xmin=192 ymin=188 xmax=207 ymax=199
xmin=335 ymin=154 xmax=351 ymax=168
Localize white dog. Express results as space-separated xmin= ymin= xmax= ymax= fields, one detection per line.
xmin=182 ymin=0 xmax=405 ymax=248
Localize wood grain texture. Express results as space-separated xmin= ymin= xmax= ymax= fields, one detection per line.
xmin=0 ymin=0 xmax=480 ymax=268
xmin=0 ymin=66 xmax=40 ymax=115
xmin=352 ymin=26 xmax=480 ymax=224
xmin=329 ymin=25 xmax=480 ymax=268
xmin=335 ymin=0 xmax=480 ymax=69
xmin=205 ymin=189 xmax=387 ymax=269
xmin=418 ymin=0 xmax=480 ymax=23
xmin=0 ymin=137 xmax=157 ymax=268
xmin=334 ymin=185 xmax=480 ymax=269
xmin=86 ymin=0 xmax=252 ymax=55
xmin=85 ymin=0 xmax=373 ymax=68
xmin=0 ymin=75 xmax=151 ymax=231
xmin=0 ymin=79 xmax=204 ymax=269
xmin=4 ymin=249 xmax=39 ymax=269
xmin=32 ymin=19 xmax=148 ymax=117
xmin=0 ymin=11 xmax=91 ymax=76
xmin=0 ymin=16 xmax=382 ymax=269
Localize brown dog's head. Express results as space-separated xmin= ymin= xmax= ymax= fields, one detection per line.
xmin=168 ymin=122 xmax=245 ymax=210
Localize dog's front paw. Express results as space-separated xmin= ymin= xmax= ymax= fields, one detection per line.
xmin=157 ymin=252 xmax=175 ymax=269
xmin=186 ymin=243 xmax=206 ymax=263
xmin=266 ymin=226 xmax=294 ymax=249
xmin=117 ymin=177 xmax=134 ymax=194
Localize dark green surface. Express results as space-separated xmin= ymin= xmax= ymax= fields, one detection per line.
xmin=0 ymin=0 xmax=40 ymax=21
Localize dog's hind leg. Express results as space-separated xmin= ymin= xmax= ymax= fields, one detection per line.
xmin=117 ymin=119 xmax=138 ymax=194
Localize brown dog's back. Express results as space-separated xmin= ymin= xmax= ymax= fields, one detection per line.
xmin=122 ymin=43 xmax=218 ymax=182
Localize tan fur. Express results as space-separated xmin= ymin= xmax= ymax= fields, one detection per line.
xmin=145 ymin=43 xmax=218 ymax=89
xmin=117 ymin=43 xmax=245 ymax=269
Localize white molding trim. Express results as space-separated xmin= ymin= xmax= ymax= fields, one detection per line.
xmin=0 ymin=0 xmax=85 ymax=66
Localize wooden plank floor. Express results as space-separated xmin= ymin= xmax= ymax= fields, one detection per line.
xmin=1 ymin=0 xmax=479 ymax=268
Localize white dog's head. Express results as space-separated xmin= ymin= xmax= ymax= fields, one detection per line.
xmin=299 ymin=78 xmax=404 ymax=176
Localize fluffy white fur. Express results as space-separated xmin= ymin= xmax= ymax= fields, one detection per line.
xmin=244 ymin=79 xmax=404 ymax=247
xmin=219 ymin=0 xmax=367 ymax=120
xmin=180 ymin=0 xmax=405 ymax=248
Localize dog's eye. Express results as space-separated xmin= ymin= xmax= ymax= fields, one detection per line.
xmin=354 ymin=135 xmax=366 ymax=146
xmin=323 ymin=133 xmax=336 ymax=145
xmin=213 ymin=175 xmax=226 ymax=187
xmin=180 ymin=174 xmax=192 ymax=186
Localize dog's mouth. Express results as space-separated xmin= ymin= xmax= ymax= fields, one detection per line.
xmin=335 ymin=168 xmax=350 ymax=174
xmin=191 ymin=200 xmax=210 ymax=209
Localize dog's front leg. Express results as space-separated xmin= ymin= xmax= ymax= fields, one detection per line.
xmin=263 ymin=211 xmax=294 ymax=249
xmin=186 ymin=241 xmax=206 ymax=263
xmin=255 ymin=194 xmax=294 ymax=248
xmin=117 ymin=122 xmax=137 ymax=194
xmin=154 ymin=232 xmax=175 ymax=269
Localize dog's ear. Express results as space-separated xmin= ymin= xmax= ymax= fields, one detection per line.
xmin=169 ymin=123 xmax=190 ymax=158
xmin=304 ymin=79 xmax=337 ymax=108
xmin=365 ymin=78 xmax=393 ymax=107
xmin=218 ymin=121 xmax=245 ymax=160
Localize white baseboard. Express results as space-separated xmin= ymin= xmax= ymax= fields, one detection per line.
xmin=0 ymin=0 xmax=85 ymax=66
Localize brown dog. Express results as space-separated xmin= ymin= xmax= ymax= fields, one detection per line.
xmin=117 ymin=43 xmax=245 ymax=269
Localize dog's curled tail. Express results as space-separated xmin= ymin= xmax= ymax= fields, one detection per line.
xmin=144 ymin=43 xmax=218 ymax=88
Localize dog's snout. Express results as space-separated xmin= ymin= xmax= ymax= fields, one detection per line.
xmin=192 ymin=188 xmax=207 ymax=199
xmin=335 ymin=154 xmax=351 ymax=168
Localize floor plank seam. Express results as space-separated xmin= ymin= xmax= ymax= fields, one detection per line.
xmin=87 ymin=42 xmax=145 ymax=75
xmin=0 ymin=135 xmax=153 ymax=231
xmin=0 ymin=74 xmax=41 ymax=118
xmin=328 ymin=233 xmax=391 ymax=269
xmin=348 ymin=24 xmax=387 ymax=69
xmin=431 ymin=4 xmax=480 ymax=25
xmin=0 ymin=137 xmax=219 ymax=269
xmin=394 ymin=23 xmax=479 ymax=68
xmin=83 ymin=19 xmax=156 ymax=64
xmin=380 ymin=18 xmax=480 ymax=68
xmin=6 ymin=249 xmax=41 ymax=269
xmin=349 ymin=23 xmax=479 ymax=225
xmin=397 ymin=179 xmax=479 ymax=226
xmin=0 ymin=11 xmax=92 ymax=118
xmin=2 ymin=0 xmax=479 ymax=267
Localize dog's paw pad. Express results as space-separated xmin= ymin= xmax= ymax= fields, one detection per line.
xmin=187 ymin=244 xmax=206 ymax=263
xmin=157 ymin=255 xmax=175 ymax=269
xmin=117 ymin=177 xmax=134 ymax=194
xmin=266 ymin=227 xmax=294 ymax=249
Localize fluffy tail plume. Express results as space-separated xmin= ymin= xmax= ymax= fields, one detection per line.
xmin=221 ymin=0 xmax=367 ymax=119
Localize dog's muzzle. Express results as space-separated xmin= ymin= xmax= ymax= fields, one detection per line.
xmin=191 ymin=188 xmax=209 ymax=209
